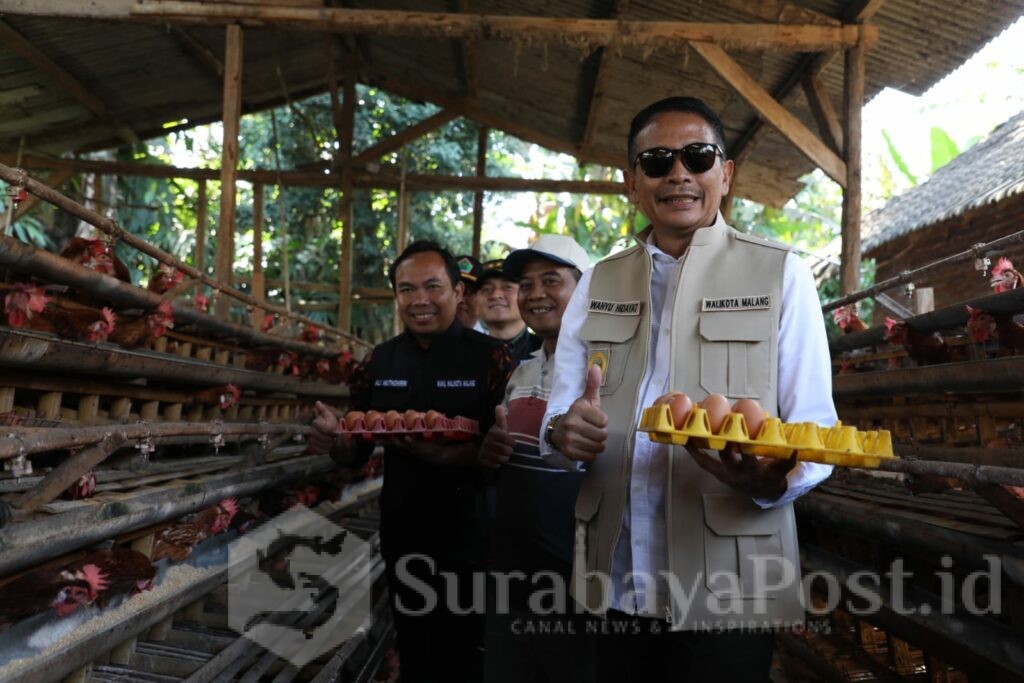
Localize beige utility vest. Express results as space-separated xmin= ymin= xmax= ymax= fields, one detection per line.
xmin=571 ymin=216 xmax=805 ymax=629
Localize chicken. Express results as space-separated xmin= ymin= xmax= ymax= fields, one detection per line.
xmin=991 ymin=257 xmax=1024 ymax=293
xmin=63 ymin=469 xmax=97 ymax=500
xmin=108 ymin=300 xmax=174 ymax=349
xmin=260 ymin=314 xmax=278 ymax=333
xmin=147 ymin=263 xmax=185 ymax=295
xmin=74 ymin=547 xmax=156 ymax=607
xmin=832 ymin=305 xmax=869 ymax=333
xmin=0 ymin=563 xmax=108 ymax=630
xmin=194 ymin=293 xmax=210 ymax=313
xmin=187 ymin=384 xmax=241 ymax=410
xmin=244 ymin=348 xmax=298 ymax=375
xmin=884 ymin=316 xmax=963 ymax=366
xmin=59 ymin=237 xmax=130 ymax=283
xmin=152 ymin=498 xmax=238 ymax=562
xmin=3 ymin=285 xmax=117 ymax=343
xmin=966 ymin=305 xmax=1024 ymax=356
xmin=315 ymin=351 xmax=355 ymax=385
xmin=299 ymin=323 xmax=323 ymax=344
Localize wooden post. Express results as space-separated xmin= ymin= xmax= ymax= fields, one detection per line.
xmin=471 ymin=126 xmax=487 ymax=260
xmin=839 ymin=29 xmax=865 ymax=296
xmin=215 ymin=24 xmax=243 ymax=319
xmin=337 ymin=58 xmax=356 ymax=330
xmin=394 ymin=153 xmax=410 ymax=337
xmin=251 ymin=183 xmax=265 ymax=330
xmin=195 ymin=178 xmax=207 ymax=272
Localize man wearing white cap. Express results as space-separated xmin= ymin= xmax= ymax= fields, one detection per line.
xmin=478 ymin=234 xmax=592 ymax=683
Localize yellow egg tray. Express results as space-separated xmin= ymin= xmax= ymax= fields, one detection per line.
xmin=638 ymin=404 xmax=896 ymax=469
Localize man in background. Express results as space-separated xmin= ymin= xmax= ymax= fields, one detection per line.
xmin=479 ymin=259 xmax=542 ymax=362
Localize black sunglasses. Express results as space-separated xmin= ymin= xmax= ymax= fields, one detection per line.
xmin=633 ymin=143 xmax=724 ymax=177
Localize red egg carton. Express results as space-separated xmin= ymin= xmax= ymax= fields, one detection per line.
xmin=337 ymin=413 xmax=480 ymax=442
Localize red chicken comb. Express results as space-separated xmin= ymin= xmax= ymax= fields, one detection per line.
xmin=219 ymin=497 xmax=239 ymax=519
xmin=884 ymin=316 xmax=899 ymax=332
xmin=86 ymin=239 xmax=112 ymax=257
xmin=993 ymin=257 xmax=1014 ymax=276
xmin=101 ymin=307 xmax=117 ymax=327
xmin=218 ymin=384 xmax=241 ymax=409
xmin=80 ymin=563 xmax=110 ymax=597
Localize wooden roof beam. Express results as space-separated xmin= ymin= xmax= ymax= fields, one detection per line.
xmin=3 ymin=153 xmax=626 ymax=194
xmin=579 ymin=0 xmax=629 ymax=153
xmin=455 ymin=0 xmax=478 ymax=98
xmin=0 ymin=19 xmax=138 ymax=146
xmin=127 ymin=5 xmax=877 ymax=52
xmin=802 ymin=71 xmax=843 ymax=154
xmin=169 ymin=25 xmax=224 ymax=80
xmin=690 ymin=42 xmax=846 ymax=186
xmin=353 ymin=110 xmax=458 ymax=164
xmin=365 ymin=70 xmax=624 ymax=170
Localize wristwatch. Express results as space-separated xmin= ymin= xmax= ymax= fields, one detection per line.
xmin=544 ymin=413 xmax=565 ymax=449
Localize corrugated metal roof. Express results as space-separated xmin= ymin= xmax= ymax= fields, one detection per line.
xmin=0 ymin=0 xmax=1022 ymax=207
xmin=863 ymin=108 xmax=1024 ymax=253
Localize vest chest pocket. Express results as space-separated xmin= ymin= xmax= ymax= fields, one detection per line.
xmin=579 ymin=312 xmax=642 ymax=396
xmin=702 ymin=494 xmax=786 ymax=600
xmin=698 ymin=312 xmax=771 ymax=399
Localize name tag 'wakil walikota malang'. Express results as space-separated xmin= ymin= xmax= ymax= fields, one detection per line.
xmin=588 ymin=299 xmax=641 ymax=315
xmin=700 ymin=295 xmax=772 ymax=312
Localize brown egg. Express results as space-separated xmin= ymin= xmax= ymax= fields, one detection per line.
xmin=732 ymin=398 xmax=766 ymax=438
xmin=653 ymin=391 xmax=693 ymax=429
xmin=424 ymin=410 xmax=443 ymax=428
xmin=384 ymin=410 xmax=403 ymax=431
xmin=698 ymin=394 xmax=730 ymax=433
xmin=404 ymin=409 xmax=423 ymax=428
xmin=364 ymin=410 xmax=384 ymax=430
xmin=344 ymin=410 xmax=365 ymax=430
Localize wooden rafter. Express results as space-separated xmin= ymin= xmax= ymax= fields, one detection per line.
xmin=170 ymin=25 xmax=224 ymax=79
xmin=127 ymin=4 xmax=876 ymax=52
xmin=456 ymin=0 xmax=478 ymax=97
xmin=579 ymin=0 xmax=629 ymax=152
xmin=366 ymin=70 xmax=623 ymax=170
xmin=0 ymin=18 xmax=137 ymax=145
xmin=730 ymin=0 xmax=886 ymax=166
xmin=3 ymin=153 xmax=627 ymax=194
xmin=689 ymin=42 xmax=847 ymax=186
xmin=353 ymin=110 xmax=458 ymax=164
xmin=802 ymin=71 xmax=843 ymax=154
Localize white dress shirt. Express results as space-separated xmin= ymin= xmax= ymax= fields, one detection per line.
xmin=540 ymin=229 xmax=837 ymax=617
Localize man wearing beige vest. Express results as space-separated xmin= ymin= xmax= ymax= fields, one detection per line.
xmin=541 ymin=97 xmax=837 ymax=682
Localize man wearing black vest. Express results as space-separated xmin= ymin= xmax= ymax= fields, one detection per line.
xmin=310 ymin=241 xmax=514 ymax=683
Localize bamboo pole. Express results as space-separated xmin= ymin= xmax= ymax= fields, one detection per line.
xmin=337 ymin=57 xmax=356 ymax=331
xmin=195 ymin=178 xmax=208 ymax=274
xmin=0 ymin=235 xmax=349 ymax=358
xmin=0 ymin=163 xmax=367 ymax=347
xmin=833 ymin=357 xmax=1024 ymax=398
xmin=251 ymin=182 xmax=265 ymax=330
xmin=824 ymin=229 xmax=1024 ymax=314
xmin=471 ymin=126 xmax=487 ymax=260
xmin=0 ymin=420 xmax=309 ymax=460
xmin=215 ymin=24 xmax=243 ymax=319
xmin=839 ymin=28 xmax=865 ymax=295
xmin=829 ymin=287 xmax=1024 ymax=354
xmin=15 ymin=434 xmax=129 ymax=511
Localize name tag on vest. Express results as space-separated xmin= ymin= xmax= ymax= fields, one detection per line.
xmin=374 ymin=378 xmax=409 ymax=388
xmin=701 ymin=295 xmax=772 ymax=312
xmin=588 ymin=299 xmax=641 ymax=315
xmin=436 ymin=379 xmax=477 ymax=389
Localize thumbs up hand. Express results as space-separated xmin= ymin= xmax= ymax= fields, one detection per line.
xmin=479 ymin=404 xmax=516 ymax=468
xmin=552 ymin=364 xmax=608 ymax=462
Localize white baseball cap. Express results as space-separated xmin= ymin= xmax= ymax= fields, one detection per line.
xmin=503 ymin=235 xmax=590 ymax=279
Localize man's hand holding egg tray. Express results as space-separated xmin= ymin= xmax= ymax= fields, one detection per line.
xmin=652 ymin=391 xmax=796 ymax=501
